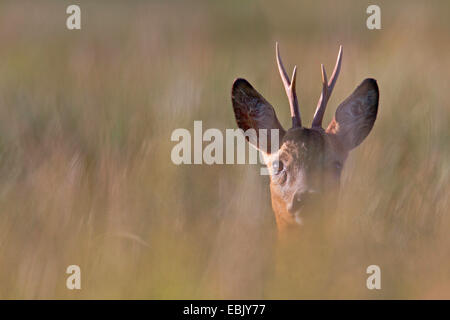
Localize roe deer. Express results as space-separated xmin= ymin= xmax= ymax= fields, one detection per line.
xmin=231 ymin=43 xmax=379 ymax=233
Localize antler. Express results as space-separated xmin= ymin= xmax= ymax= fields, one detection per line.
xmin=276 ymin=42 xmax=301 ymax=128
xmin=311 ymin=45 xmax=343 ymax=128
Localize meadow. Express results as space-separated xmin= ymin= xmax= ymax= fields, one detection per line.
xmin=0 ymin=0 xmax=448 ymax=299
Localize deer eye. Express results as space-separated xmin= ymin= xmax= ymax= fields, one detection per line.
xmin=271 ymin=160 xmax=287 ymax=185
xmin=271 ymin=160 xmax=284 ymax=175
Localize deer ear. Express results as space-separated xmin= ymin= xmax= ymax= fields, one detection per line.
xmin=326 ymin=78 xmax=379 ymax=151
xmin=231 ymin=78 xmax=285 ymax=153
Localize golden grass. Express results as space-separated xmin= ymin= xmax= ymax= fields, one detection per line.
xmin=0 ymin=0 xmax=448 ymax=299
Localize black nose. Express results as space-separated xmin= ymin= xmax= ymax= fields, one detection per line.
xmin=287 ymin=190 xmax=316 ymax=214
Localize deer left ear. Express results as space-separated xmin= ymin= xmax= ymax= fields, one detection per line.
xmin=326 ymin=78 xmax=379 ymax=151
xmin=231 ymin=78 xmax=285 ymax=153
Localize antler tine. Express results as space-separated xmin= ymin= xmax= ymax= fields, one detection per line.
xmin=276 ymin=43 xmax=290 ymax=89
xmin=276 ymin=42 xmax=301 ymax=128
xmin=328 ymin=45 xmax=343 ymax=95
xmin=320 ymin=64 xmax=328 ymax=99
xmin=312 ymin=45 xmax=343 ymax=128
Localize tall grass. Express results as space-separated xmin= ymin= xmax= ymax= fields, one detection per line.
xmin=0 ymin=0 xmax=448 ymax=299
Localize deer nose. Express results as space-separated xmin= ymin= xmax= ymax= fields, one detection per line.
xmin=287 ymin=190 xmax=317 ymax=214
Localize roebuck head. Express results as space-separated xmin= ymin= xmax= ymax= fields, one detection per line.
xmin=231 ymin=44 xmax=379 ymax=232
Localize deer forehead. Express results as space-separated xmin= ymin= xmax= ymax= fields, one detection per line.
xmin=275 ymin=129 xmax=326 ymax=162
xmin=267 ymin=129 xmax=347 ymax=170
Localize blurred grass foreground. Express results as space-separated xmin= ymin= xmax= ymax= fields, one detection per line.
xmin=0 ymin=0 xmax=449 ymax=299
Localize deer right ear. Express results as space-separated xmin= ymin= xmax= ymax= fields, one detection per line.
xmin=327 ymin=78 xmax=379 ymax=151
xmin=231 ymin=78 xmax=285 ymax=153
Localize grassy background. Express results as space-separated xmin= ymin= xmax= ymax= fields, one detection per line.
xmin=0 ymin=0 xmax=449 ymax=299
